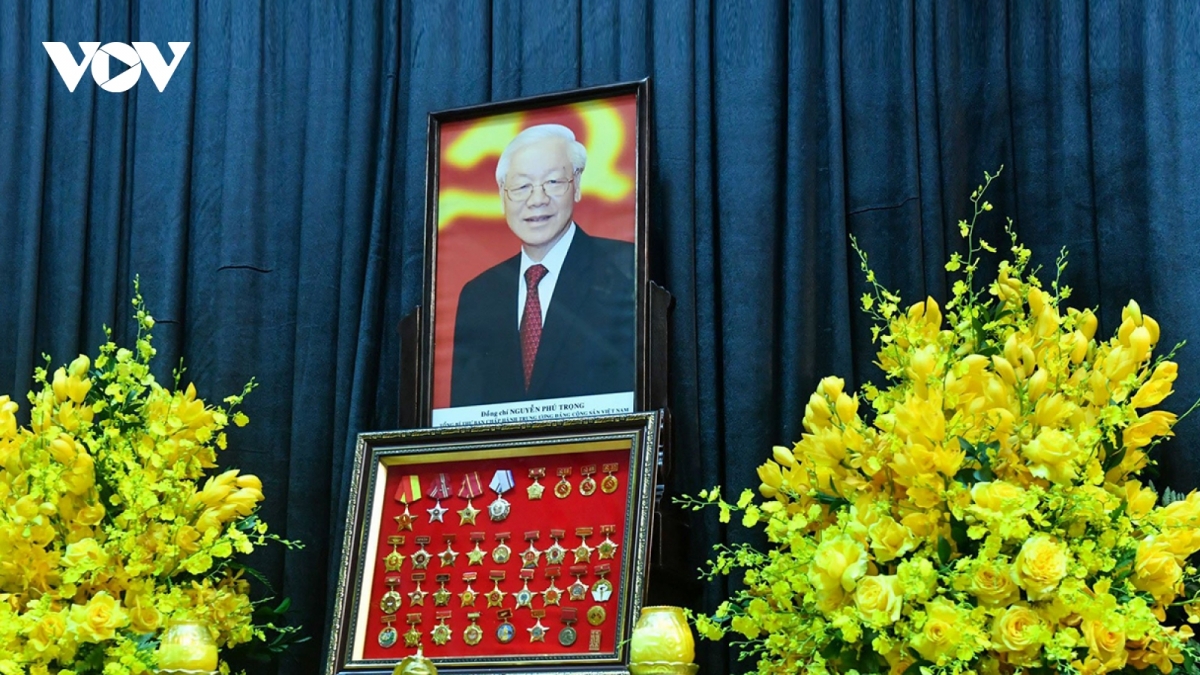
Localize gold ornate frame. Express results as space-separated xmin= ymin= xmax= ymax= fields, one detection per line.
xmin=325 ymin=412 xmax=663 ymax=675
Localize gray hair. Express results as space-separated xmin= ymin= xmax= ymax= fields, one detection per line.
xmin=495 ymin=124 xmax=587 ymax=187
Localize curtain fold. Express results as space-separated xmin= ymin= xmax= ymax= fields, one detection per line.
xmin=3 ymin=2 xmax=1199 ymax=674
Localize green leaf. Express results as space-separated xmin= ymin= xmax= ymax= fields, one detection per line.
xmin=937 ymin=536 xmax=952 ymax=565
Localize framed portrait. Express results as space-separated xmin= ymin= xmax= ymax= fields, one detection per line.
xmin=325 ymin=412 xmax=663 ymax=675
xmin=420 ymin=80 xmax=650 ymax=427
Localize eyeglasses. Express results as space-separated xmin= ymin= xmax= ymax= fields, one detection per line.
xmin=504 ymin=177 xmax=575 ymax=202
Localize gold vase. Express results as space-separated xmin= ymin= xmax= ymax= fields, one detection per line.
xmin=629 ymin=605 xmax=696 ymax=671
xmin=156 ymin=619 xmax=218 ymax=673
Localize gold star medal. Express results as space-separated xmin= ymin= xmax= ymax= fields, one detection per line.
xmin=408 ymin=573 xmax=427 ymax=607
xmin=410 ymin=536 xmax=432 ymax=570
xmin=573 ymin=527 xmax=594 ymax=564
xmin=528 ymin=609 xmax=548 ymax=643
xmin=466 ymin=531 xmax=486 ymax=566
xmin=542 ymin=567 xmax=563 ymax=606
xmin=403 ymin=613 xmax=422 ymax=648
xmin=514 ymin=568 xmax=536 ymax=609
xmin=488 ymin=469 xmax=515 ymax=521
xmin=527 ymin=467 xmax=546 ymax=500
xmin=431 ymin=611 xmax=453 ymax=646
xmin=579 ymin=465 xmax=597 ymax=497
xmin=545 ymin=529 xmax=567 ymax=566
xmin=384 ymin=535 xmax=406 ymax=572
xmin=463 ymin=612 xmax=483 ymax=646
xmin=521 ymin=531 xmax=542 ymax=568
xmin=393 ymin=474 xmax=421 ymax=531
xmin=597 ymin=525 xmax=619 ymax=560
xmin=439 ymin=534 xmax=458 ymax=567
xmin=433 ymin=573 xmax=452 ymax=607
xmin=600 ymin=462 xmax=620 ymax=494
xmin=459 ymin=572 xmax=478 ymax=607
xmin=567 ymin=565 xmax=589 ymax=602
xmin=457 ymin=471 xmax=483 ymax=525
xmin=554 ymin=467 xmax=572 ymax=499
xmin=486 ymin=570 xmax=507 ymax=608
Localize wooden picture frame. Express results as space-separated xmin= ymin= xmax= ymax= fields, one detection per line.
xmin=325 ymin=412 xmax=664 ymax=675
xmin=418 ymin=80 xmax=651 ymax=428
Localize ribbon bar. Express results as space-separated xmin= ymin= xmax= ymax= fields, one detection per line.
xmin=550 ymin=529 xmax=565 ymax=539
xmin=575 ymin=527 xmax=593 ymax=537
xmin=385 ymin=576 xmax=402 ymax=586
xmin=387 ymin=535 xmax=405 ymax=545
xmin=519 ymin=569 xmax=534 ymax=580
xmin=411 ymin=573 xmax=426 ymax=582
xmin=394 ymin=475 xmax=422 ymax=504
xmin=528 ymin=467 xmax=546 ymax=479
xmin=581 ymin=465 xmax=597 ymax=475
xmin=497 ymin=609 xmax=513 ymax=620
xmin=489 ymin=469 xmax=515 ymax=494
xmin=531 ymin=609 xmax=546 ymax=619
xmin=406 ymin=613 xmax=422 ymax=624
xmin=524 ymin=531 xmax=539 ymax=541
xmin=458 ymin=472 xmax=483 ymax=499
xmin=561 ymin=608 xmax=578 ymax=622
xmin=602 ymin=463 xmax=619 ymax=473
xmin=427 ymin=473 xmax=451 ymax=500
xmin=495 ymin=532 xmax=511 ymax=541
xmin=443 ymin=533 xmax=457 ymax=543
xmin=462 ymin=572 xmax=477 ymax=582
xmin=569 ymin=565 xmax=588 ymax=576
xmin=415 ymin=536 xmax=432 ymax=545
xmin=435 ymin=573 xmax=450 ymax=583
xmin=470 ymin=532 xmax=485 ymax=542
xmin=490 ymin=570 xmax=506 ymax=581
xmin=556 ymin=467 xmax=572 ymax=477
xmin=545 ymin=566 xmax=561 ymax=579
xmin=600 ymin=525 xmax=616 ymax=535
xmin=435 ymin=610 xmax=453 ymax=620
xmin=595 ymin=564 xmax=612 ymax=576
xmin=381 ymin=614 xmax=398 ymax=623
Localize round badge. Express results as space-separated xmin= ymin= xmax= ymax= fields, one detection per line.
xmin=579 ymin=477 xmax=596 ymax=497
xmin=591 ymin=579 xmax=613 ymax=602
xmin=492 ymin=543 xmax=511 ymax=564
xmin=380 ymin=590 xmax=402 ymax=614
xmin=559 ymin=626 xmax=577 ymax=647
xmin=496 ymin=621 xmax=515 ymax=644
xmin=600 ymin=474 xmax=618 ymax=494
xmin=587 ymin=605 xmax=606 ymax=626
xmin=378 ymin=626 xmax=398 ymax=649
xmin=546 ymin=544 xmax=566 ymax=566
xmin=464 ymin=623 xmax=483 ymax=646
xmin=554 ymin=479 xmax=572 ymax=499
xmin=488 ymin=496 xmax=511 ymax=522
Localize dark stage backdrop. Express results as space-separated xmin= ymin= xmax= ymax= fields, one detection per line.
xmin=2 ymin=1 xmax=1199 ymax=673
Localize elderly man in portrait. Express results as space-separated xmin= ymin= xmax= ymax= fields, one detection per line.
xmin=450 ymin=124 xmax=635 ymax=408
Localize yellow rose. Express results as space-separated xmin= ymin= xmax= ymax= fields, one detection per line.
xmin=970 ymin=480 xmax=1025 ymax=513
xmin=69 ymin=592 xmax=129 ymax=643
xmin=855 ymin=575 xmax=902 ymax=626
xmin=1022 ymin=428 xmax=1082 ymax=484
xmin=868 ymin=517 xmax=914 ymax=562
xmin=126 ymin=595 xmax=162 ymax=634
xmin=1133 ymin=537 xmax=1182 ymax=603
xmin=968 ymin=561 xmax=1020 ymax=607
xmin=62 ymin=538 xmax=108 ymax=571
xmin=76 ymin=503 xmax=105 ymax=527
xmin=175 ymin=525 xmax=201 ymax=555
xmin=992 ymin=605 xmax=1043 ymax=659
xmin=26 ymin=610 xmax=68 ymax=654
xmin=910 ymin=598 xmax=964 ymax=664
xmin=810 ymin=535 xmax=868 ymax=609
xmin=1013 ymin=534 xmax=1069 ymax=599
xmin=1082 ymin=619 xmax=1127 ymax=672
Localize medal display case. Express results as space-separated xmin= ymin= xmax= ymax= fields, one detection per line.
xmin=326 ymin=412 xmax=663 ymax=675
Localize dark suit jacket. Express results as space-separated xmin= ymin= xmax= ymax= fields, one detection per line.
xmin=450 ymin=226 xmax=636 ymax=407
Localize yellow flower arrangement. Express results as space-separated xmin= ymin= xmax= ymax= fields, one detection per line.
xmin=684 ymin=169 xmax=1200 ymax=675
xmin=0 ymin=285 xmax=299 ymax=674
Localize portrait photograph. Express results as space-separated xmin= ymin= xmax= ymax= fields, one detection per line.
xmin=422 ymin=82 xmax=648 ymax=427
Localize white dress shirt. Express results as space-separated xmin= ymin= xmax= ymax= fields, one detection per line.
xmin=517 ymin=222 xmax=576 ymax=330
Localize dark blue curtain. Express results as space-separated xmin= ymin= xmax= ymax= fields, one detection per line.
xmin=3 ymin=2 xmax=1199 ymax=673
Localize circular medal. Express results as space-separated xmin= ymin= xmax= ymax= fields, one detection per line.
xmin=601 ymin=474 xmax=618 ymax=494
xmin=496 ymin=621 xmax=515 ymax=644
xmin=579 ymin=476 xmax=596 ymax=497
xmin=380 ymin=590 xmax=402 ymax=614
xmin=559 ymin=625 xmax=577 ymax=647
xmin=464 ymin=623 xmax=483 ymax=646
xmin=554 ymin=478 xmax=572 ymax=499
xmin=591 ymin=578 xmax=613 ymax=602
xmin=488 ymin=496 xmax=511 ymax=522
xmin=587 ymin=605 xmax=606 ymax=626
xmin=378 ymin=626 xmax=398 ymax=649
xmin=492 ymin=542 xmax=511 ymax=564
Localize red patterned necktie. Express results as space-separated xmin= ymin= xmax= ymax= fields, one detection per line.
xmin=520 ymin=264 xmax=549 ymax=390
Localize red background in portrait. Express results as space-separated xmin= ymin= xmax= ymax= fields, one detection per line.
xmin=432 ymin=94 xmax=639 ymax=410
